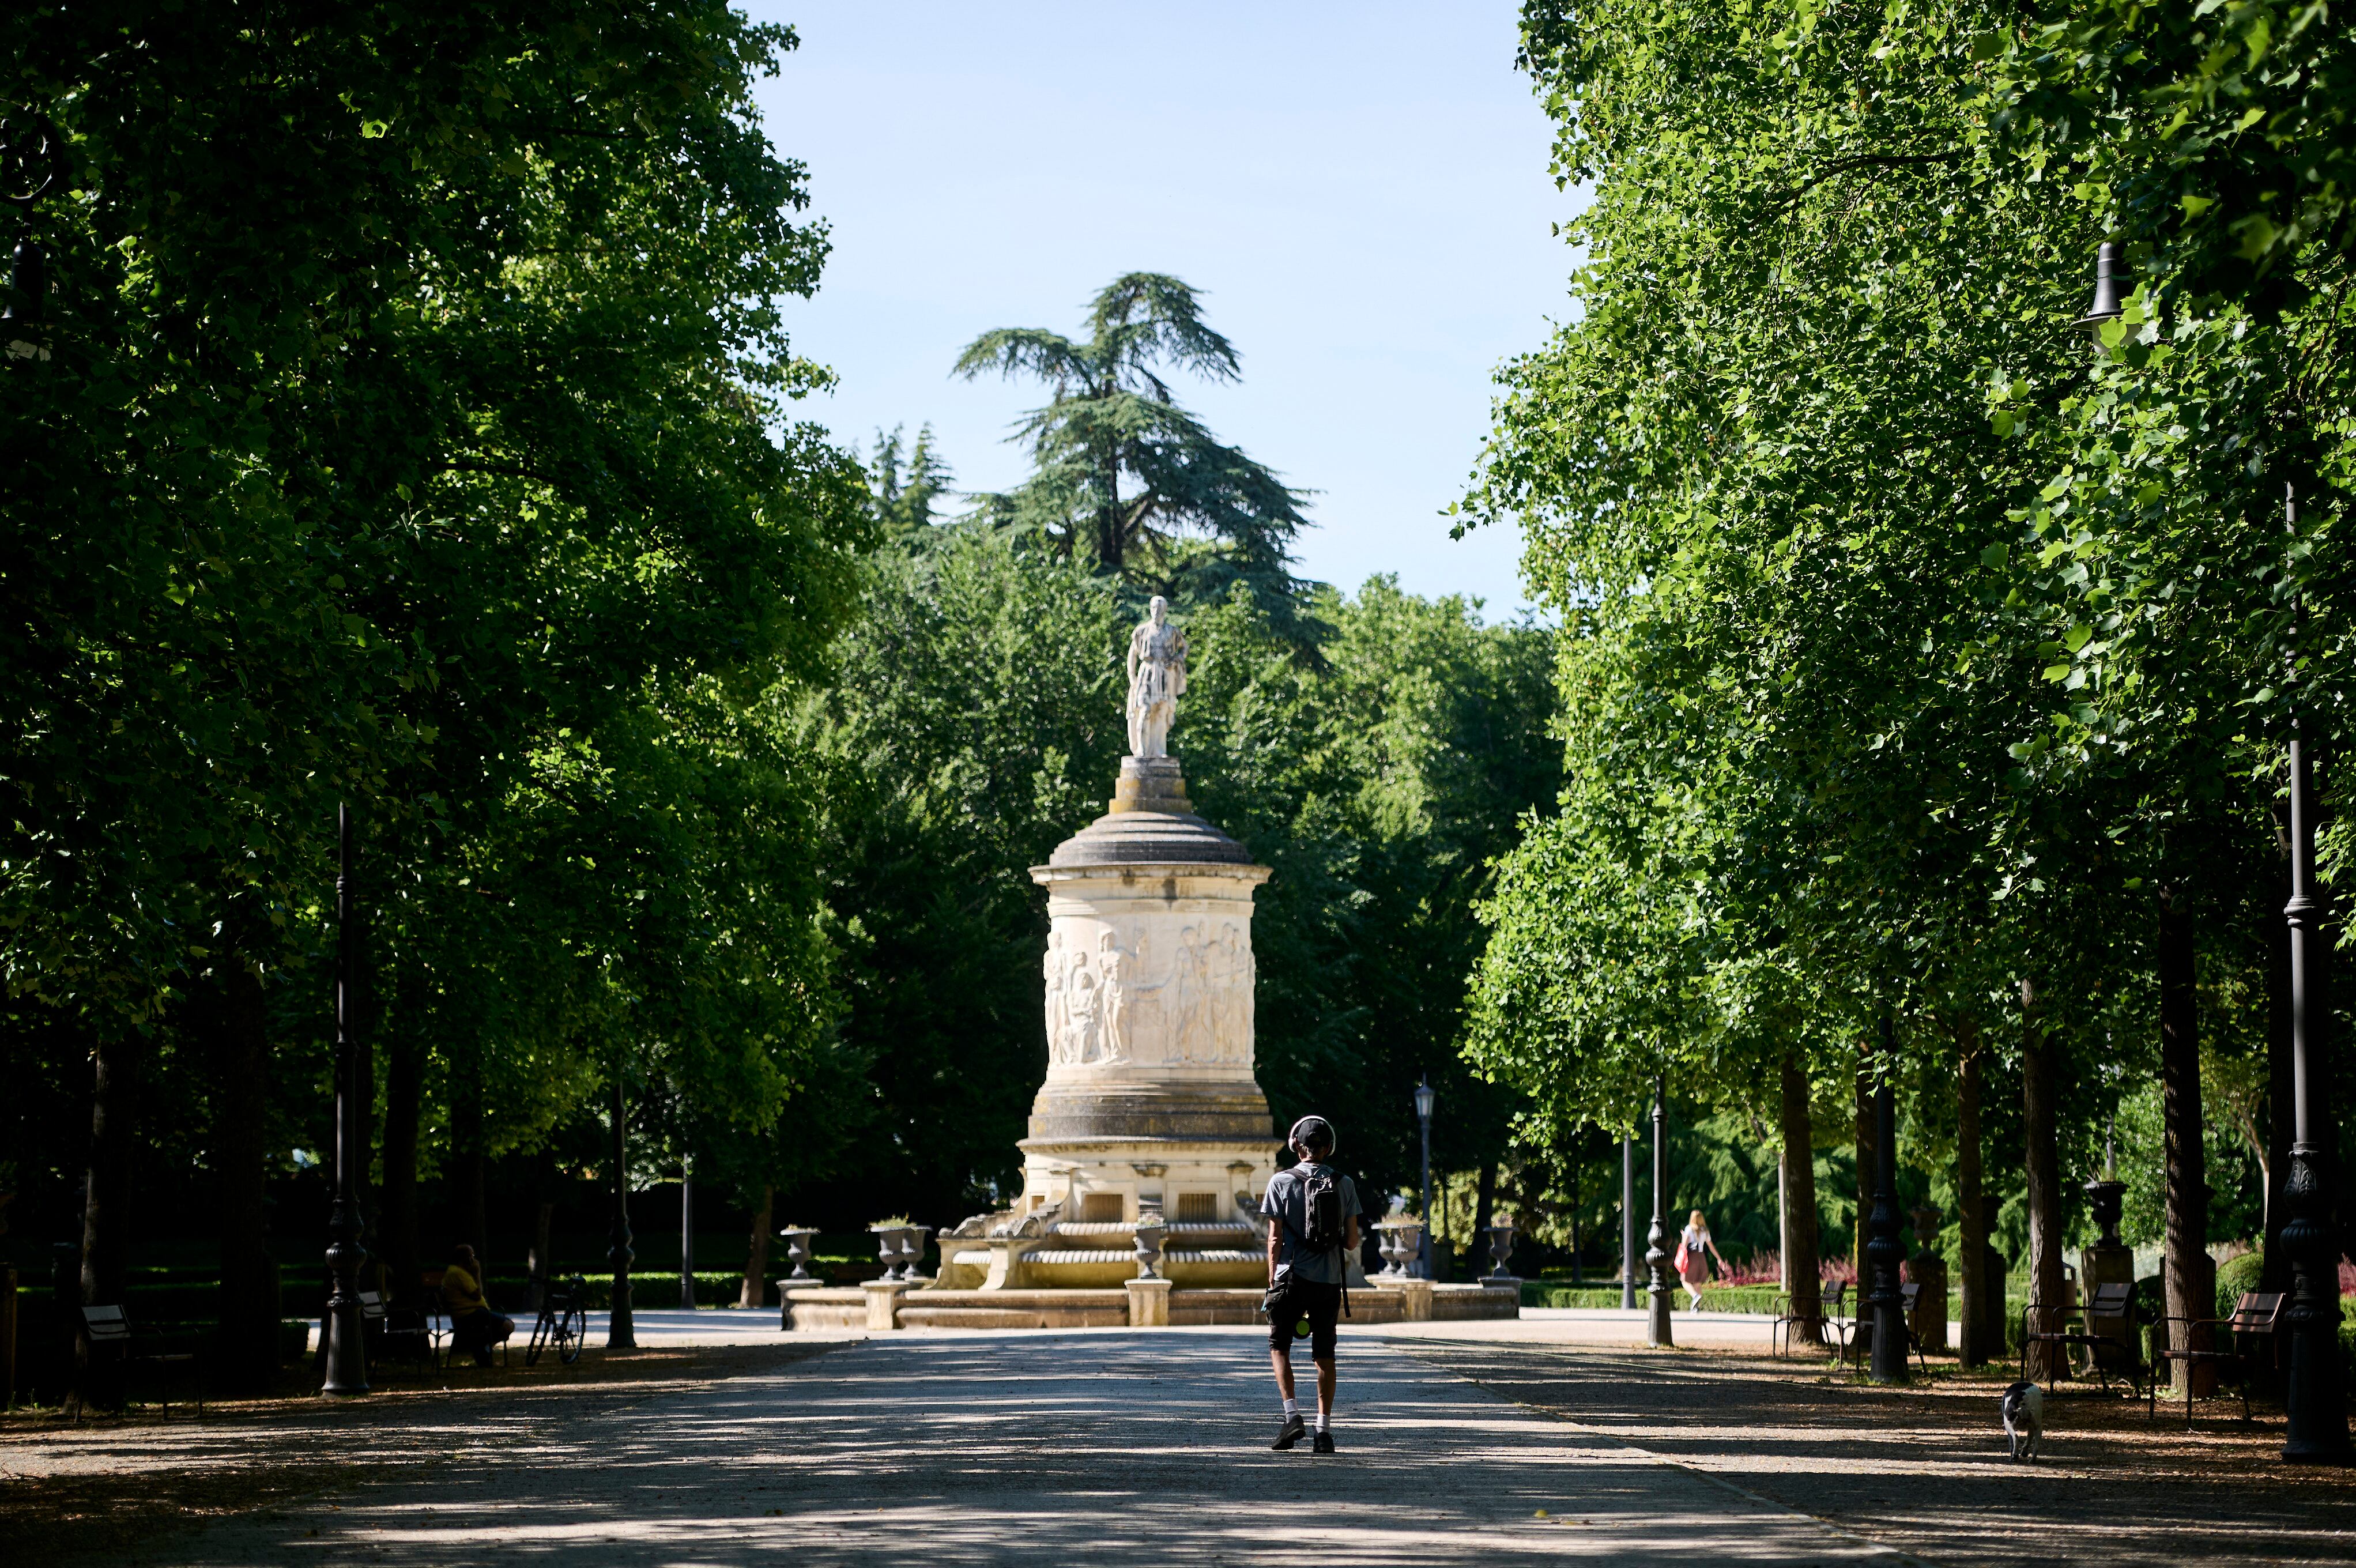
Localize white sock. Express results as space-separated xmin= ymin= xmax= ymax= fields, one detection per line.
xmin=1283 ymin=1397 xmax=1299 ymax=1418
xmin=1314 ymin=1409 xmax=1330 ymax=1431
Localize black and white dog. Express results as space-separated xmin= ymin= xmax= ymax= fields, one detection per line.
xmin=2000 ymin=1380 xmax=2044 ymax=1461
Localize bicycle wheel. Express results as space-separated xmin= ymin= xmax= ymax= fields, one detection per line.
xmin=558 ymin=1305 xmax=585 ymax=1365
xmin=525 ymin=1308 xmax=554 ymax=1367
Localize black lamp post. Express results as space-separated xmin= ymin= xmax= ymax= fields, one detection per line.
xmin=1865 ymin=1013 xmax=1908 ymax=1383
xmin=2281 ymin=542 xmax=2349 ymax=1461
xmin=320 ymin=805 xmax=370 ymax=1395
xmin=608 ymin=1077 xmax=636 ymax=1350
xmin=1645 ymin=1076 xmax=1673 ymax=1348
xmin=1620 ymin=1134 xmax=1636 ymax=1310
xmin=1413 ymin=1078 xmax=1436 ymax=1279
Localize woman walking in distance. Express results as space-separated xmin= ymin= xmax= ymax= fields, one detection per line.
xmin=1676 ymin=1210 xmax=1728 ymax=1311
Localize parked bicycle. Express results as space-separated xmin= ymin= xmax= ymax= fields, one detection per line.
xmin=526 ymin=1274 xmax=589 ymax=1366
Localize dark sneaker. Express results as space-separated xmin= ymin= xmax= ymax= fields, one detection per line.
xmin=1312 ymin=1428 xmax=1336 ymax=1454
xmin=1269 ymin=1414 xmax=1307 ymax=1450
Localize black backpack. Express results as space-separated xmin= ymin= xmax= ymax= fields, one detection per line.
xmin=1299 ymin=1164 xmax=1345 ymax=1253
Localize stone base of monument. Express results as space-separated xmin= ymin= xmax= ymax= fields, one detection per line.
xmin=781 ymin=1277 xmax=1518 ymax=1332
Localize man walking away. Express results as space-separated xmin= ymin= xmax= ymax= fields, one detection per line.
xmin=1262 ymin=1115 xmax=1361 ymax=1454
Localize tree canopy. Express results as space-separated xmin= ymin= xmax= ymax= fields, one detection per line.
xmin=955 ymin=272 xmax=1313 ymax=625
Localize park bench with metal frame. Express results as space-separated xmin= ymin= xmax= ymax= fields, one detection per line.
xmin=1770 ymin=1286 xmax=1827 ymax=1359
xmin=1817 ymin=1280 xmax=1858 ymax=1366
xmin=75 ymin=1304 xmax=202 ymax=1421
xmin=427 ymin=1299 xmax=512 ymax=1370
xmin=357 ymin=1289 xmax=435 ymax=1381
xmin=2151 ymin=1291 xmax=2281 ymax=1428
xmin=2019 ymin=1281 xmax=2147 ymax=1396
xmin=1830 ymin=1281 xmax=1931 ymax=1374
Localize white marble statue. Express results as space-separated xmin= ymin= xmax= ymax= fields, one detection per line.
xmin=1125 ymin=595 xmax=1188 ymax=758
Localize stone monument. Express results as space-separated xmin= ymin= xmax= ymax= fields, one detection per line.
xmin=1020 ymin=598 xmax=1276 ymax=1231
xmin=782 ymin=600 xmax=1517 ymax=1330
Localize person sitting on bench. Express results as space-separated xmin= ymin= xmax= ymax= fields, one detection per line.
xmin=442 ymin=1245 xmax=514 ymax=1366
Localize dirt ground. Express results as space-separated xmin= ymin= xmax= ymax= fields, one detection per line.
xmin=1406 ymin=1338 xmax=2356 ymax=1567
xmin=7 ymin=1333 xmax=2356 ymax=1566
xmin=0 ymin=1341 xmax=842 ymax=1563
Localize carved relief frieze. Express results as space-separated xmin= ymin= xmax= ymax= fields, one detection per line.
xmin=1042 ymin=913 xmax=1256 ymax=1070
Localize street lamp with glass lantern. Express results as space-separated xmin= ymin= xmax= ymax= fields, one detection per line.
xmin=1413 ymin=1078 xmax=1436 ymax=1279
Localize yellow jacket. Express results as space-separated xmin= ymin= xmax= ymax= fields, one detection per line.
xmin=442 ymin=1264 xmax=485 ymax=1317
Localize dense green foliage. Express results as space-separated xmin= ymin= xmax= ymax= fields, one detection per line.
xmin=0 ymin=2 xmax=872 ymax=1375
xmin=1458 ymin=0 xmax=2352 ymax=1295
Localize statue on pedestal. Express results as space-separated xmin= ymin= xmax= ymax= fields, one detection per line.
xmin=1126 ymin=596 xmax=1188 ymax=758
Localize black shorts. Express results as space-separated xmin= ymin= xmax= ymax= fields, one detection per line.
xmin=1267 ymin=1279 xmax=1342 ymax=1359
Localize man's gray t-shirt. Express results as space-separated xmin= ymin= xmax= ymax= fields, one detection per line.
xmin=1261 ymin=1163 xmax=1362 ymax=1286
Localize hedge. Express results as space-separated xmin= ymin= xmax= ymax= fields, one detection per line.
xmin=1520 ymin=1282 xmax=1790 ymax=1314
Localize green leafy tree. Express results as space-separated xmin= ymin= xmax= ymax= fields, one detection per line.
xmin=954 ymin=272 xmax=1311 ymax=621
xmin=870 ymin=425 xmax=954 ymax=541
xmin=0 ymin=1 xmax=870 ymax=1380
xmin=1458 ymin=0 xmax=2273 ymax=1359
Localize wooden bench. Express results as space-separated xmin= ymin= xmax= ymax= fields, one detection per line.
xmin=356 ymin=1290 xmax=435 ymax=1381
xmin=2020 ymin=1281 xmax=2145 ymax=1395
xmin=2153 ymin=1291 xmax=2282 ymax=1427
xmin=77 ymin=1304 xmax=202 ymax=1420
xmin=427 ymin=1299 xmax=511 ymax=1370
xmin=1819 ymin=1280 xmax=1858 ymax=1366
xmin=1770 ymin=1286 xmax=1826 ymax=1358
xmin=1831 ymin=1281 xmax=1931 ymax=1373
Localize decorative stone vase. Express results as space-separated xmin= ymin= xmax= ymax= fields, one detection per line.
xmin=1908 ymin=1204 xmax=1942 ymax=1252
xmin=777 ymin=1227 xmax=817 ymax=1283
xmin=1133 ymin=1215 xmax=1168 ymax=1280
xmin=1374 ymin=1218 xmax=1424 ymax=1279
xmin=871 ymin=1225 xmax=913 ymax=1281
xmin=1484 ymin=1222 xmax=1518 ymax=1283
xmin=898 ymin=1226 xmax=933 ymax=1282
xmin=2083 ymin=1179 xmax=2127 ymax=1249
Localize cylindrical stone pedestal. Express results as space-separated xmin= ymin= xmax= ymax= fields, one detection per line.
xmin=1021 ymin=756 xmax=1277 ymax=1226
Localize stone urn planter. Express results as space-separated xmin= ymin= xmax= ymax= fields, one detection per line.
xmin=1483 ymin=1221 xmax=1520 ymax=1285
xmin=897 ymin=1226 xmax=933 ymax=1282
xmin=1132 ymin=1213 xmax=1168 ymax=1280
xmin=870 ymin=1223 xmax=917 ymax=1281
xmin=1373 ymin=1214 xmax=1426 ymax=1279
xmin=776 ymin=1227 xmax=818 ymax=1283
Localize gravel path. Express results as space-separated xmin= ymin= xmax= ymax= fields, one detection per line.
xmin=16 ymin=1329 xmax=2353 ymax=1565
xmin=1407 ymin=1338 xmax=2356 ymax=1568
xmin=12 ymin=1332 xmax=1901 ymax=1566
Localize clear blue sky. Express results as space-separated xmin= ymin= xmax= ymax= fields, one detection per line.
xmin=743 ymin=3 xmax=1582 ymax=617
